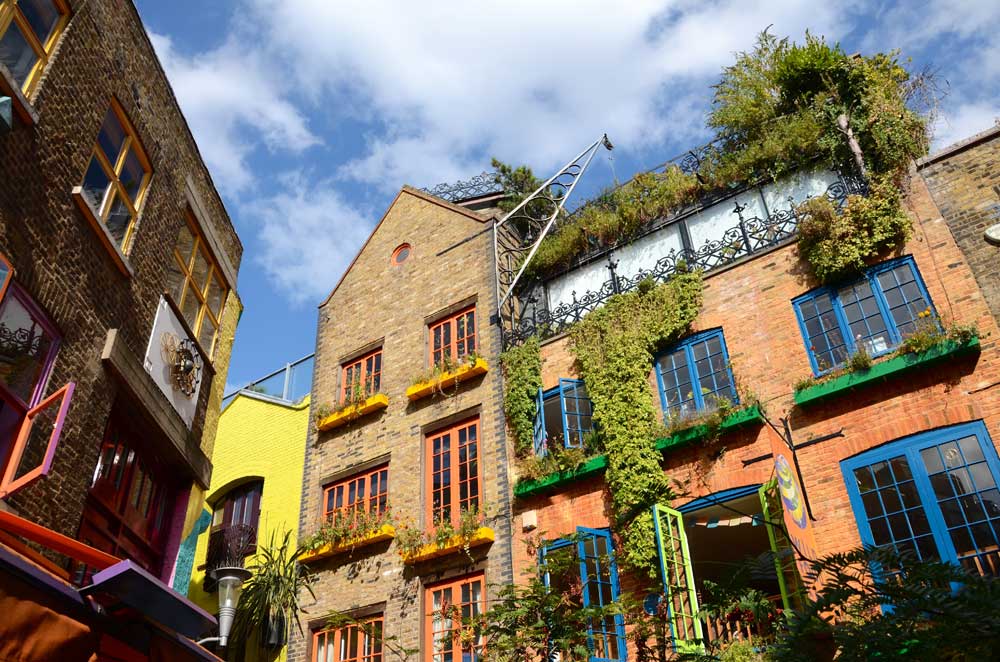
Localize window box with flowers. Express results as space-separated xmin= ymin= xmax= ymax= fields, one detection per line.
xmin=301 ymin=464 xmax=393 ymax=563
xmin=315 ymin=393 xmax=389 ymax=431
xmin=396 ymin=507 xmax=494 ymax=565
xmin=405 ymin=355 xmax=488 ymax=401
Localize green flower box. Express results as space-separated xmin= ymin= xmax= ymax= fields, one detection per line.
xmin=513 ymin=405 xmax=764 ymax=498
xmin=793 ymin=337 xmax=981 ymax=407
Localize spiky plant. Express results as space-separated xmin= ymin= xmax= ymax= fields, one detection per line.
xmin=228 ymin=531 xmax=314 ymax=661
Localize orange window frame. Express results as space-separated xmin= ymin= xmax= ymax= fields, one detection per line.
xmin=425 ymin=418 xmax=480 ymax=530
xmin=169 ymin=211 xmax=229 ymax=358
xmin=0 ymin=0 xmax=69 ymax=95
xmin=428 ymin=306 xmax=476 ymax=366
xmin=312 ymin=615 xmax=384 ymax=662
xmin=341 ymin=348 xmax=382 ymax=403
xmin=323 ymin=465 xmax=389 ymax=521
xmin=424 ymin=573 xmax=484 ymax=662
xmin=81 ymin=99 xmax=152 ymax=255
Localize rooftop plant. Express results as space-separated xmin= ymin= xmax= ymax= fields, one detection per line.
xmin=496 ymin=31 xmax=935 ymax=283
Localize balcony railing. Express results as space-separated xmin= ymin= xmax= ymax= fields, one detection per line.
xmin=500 ymin=169 xmax=865 ymax=347
xmin=206 ymin=524 xmax=257 ymax=573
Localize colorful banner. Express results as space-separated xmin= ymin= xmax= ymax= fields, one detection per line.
xmin=767 ymin=425 xmax=819 ymax=598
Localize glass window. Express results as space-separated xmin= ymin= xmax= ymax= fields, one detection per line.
xmin=542 ymin=528 xmax=626 ymax=662
xmin=313 ymin=616 xmax=383 ymax=662
xmin=534 ymin=378 xmax=595 ymax=455
xmin=654 ymin=329 xmax=737 ymax=422
xmin=429 ymin=306 xmax=476 ymax=367
xmin=0 ymin=284 xmax=58 ymax=405
xmin=341 ymin=349 xmax=382 ymax=404
xmin=323 ymin=465 xmax=388 ymax=521
xmin=425 ymin=574 xmax=483 ymax=662
xmin=166 ymin=211 xmax=230 ymax=358
xmin=427 ymin=418 xmax=479 ymax=529
xmin=842 ymin=421 xmax=1000 ymax=577
xmin=79 ymin=102 xmax=151 ymax=253
xmin=0 ymin=0 xmax=67 ymax=93
xmin=794 ymin=257 xmax=935 ymax=375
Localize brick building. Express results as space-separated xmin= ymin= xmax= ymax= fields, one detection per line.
xmin=0 ymin=0 xmax=242 ymax=658
xmin=290 ymin=185 xmax=515 ymax=662
xmin=501 ymin=144 xmax=1000 ymax=657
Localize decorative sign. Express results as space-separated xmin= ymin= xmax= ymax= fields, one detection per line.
xmin=767 ymin=425 xmax=819 ymax=598
xmin=144 ymin=297 xmax=202 ymax=428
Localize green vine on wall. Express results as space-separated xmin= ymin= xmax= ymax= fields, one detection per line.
xmin=569 ymin=273 xmax=704 ymax=577
xmin=499 ymin=336 xmax=543 ymax=457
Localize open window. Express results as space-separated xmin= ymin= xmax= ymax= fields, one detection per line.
xmin=533 ymin=378 xmax=595 ymax=456
xmin=0 ymin=381 xmax=73 ymax=497
xmin=654 ymin=487 xmax=804 ymax=650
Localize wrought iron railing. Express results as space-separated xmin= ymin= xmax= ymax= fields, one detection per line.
xmin=421 ymin=171 xmax=504 ymax=203
xmin=500 ymin=171 xmax=866 ymax=347
xmin=206 ymin=523 xmax=257 ymax=572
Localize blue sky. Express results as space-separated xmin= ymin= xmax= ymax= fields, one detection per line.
xmin=133 ymin=0 xmax=1000 ymax=391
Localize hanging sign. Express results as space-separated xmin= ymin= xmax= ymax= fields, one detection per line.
xmin=767 ymin=425 xmax=819 ymax=598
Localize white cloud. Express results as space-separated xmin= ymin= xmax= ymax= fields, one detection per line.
xmin=149 ymin=32 xmax=319 ymax=194
xmin=933 ymin=103 xmax=1000 ymax=152
xmin=244 ymin=173 xmax=375 ymax=305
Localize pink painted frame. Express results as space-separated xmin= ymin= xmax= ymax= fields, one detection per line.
xmin=0 ymin=252 xmax=12 ymax=307
xmin=0 ymin=381 xmax=75 ymax=497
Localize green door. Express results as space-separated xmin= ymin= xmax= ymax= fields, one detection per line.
xmin=652 ymin=504 xmax=703 ymax=653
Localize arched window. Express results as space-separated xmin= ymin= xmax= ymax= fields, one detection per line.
xmin=207 ymin=480 xmax=263 ymax=573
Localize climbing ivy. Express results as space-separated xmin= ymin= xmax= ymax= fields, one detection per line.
xmin=569 ymin=273 xmax=704 ymax=576
xmin=499 ymin=336 xmax=542 ymax=457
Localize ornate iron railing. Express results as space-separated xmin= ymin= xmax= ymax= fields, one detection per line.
xmin=500 ymin=171 xmax=866 ymax=347
xmin=206 ymin=523 xmax=257 ymax=572
xmin=421 ymin=171 xmax=504 ymax=203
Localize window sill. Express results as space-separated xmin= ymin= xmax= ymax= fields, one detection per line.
xmin=0 ymin=62 xmax=38 ymax=128
xmin=316 ymin=393 xmax=389 ymax=431
xmin=299 ymin=524 xmax=395 ymax=564
xmin=400 ymin=526 xmax=494 ymax=564
xmin=513 ymin=405 xmax=764 ymax=499
xmin=405 ymin=358 xmax=488 ymax=401
xmin=71 ymin=188 xmax=134 ymax=278
xmin=793 ymin=337 xmax=981 ymax=407
xmin=655 ymin=404 xmax=765 ymax=453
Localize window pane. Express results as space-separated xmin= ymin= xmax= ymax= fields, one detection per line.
xmin=181 ymin=285 xmax=201 ymax=331
xmin=192 ymin=248 xmax=210 ymax=290
xmin=19 ymin=0 xmax=61 ymax=45
xmin=0 ymin=20 xmax=37 ymax=87
xmin=0 ymin=292 xmax=55 ymax=403
xmin=103 ymin=191 xmax=133 ymax=248
xmin=198 ymin=316 xmax=216 ymax=354
xmin=81 ymin=158 xmax=112 ymax=212
xmin=205 ymin=273 xmax=225 ymax=318
xmin=119 ymin=148 xmax=146 ymax=202
xmin=97 ymin=110 xmax=127 ymax=164
xmin=175 ymin=224 xmax=196 ymax=266
xmin=165 ymin=258 xmax=186 ymax=303
xmin=10 ymin=389 xmax=62 ymax=482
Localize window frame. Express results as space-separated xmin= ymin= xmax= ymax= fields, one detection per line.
xmin=428 ymin=305 xmax=476 ymax=367
xmin=0 ymin=0 xmax=70 ymax=96
xmin=793 ymin=256 xmax=937 ymax=376
xmin=78 ymin=99 xmax=152 ymax=256
xmin=841 ymin=420 xmax=1000 ymax=575
xmin=533 ymin=378 xmax=595 ymax=456
xmin=323 ymin=464 xmax=389 ymax=521
xmin=0 ymin=380 xmax=73 ymax=497
xmin=167 ymin=210 xmax=230 ymax=359
xmin=341 ymin=348 xmax=382 ymax=404
xmin=424 ymin=572 xmax=484 ymax=662
xmin=312 ymin=614 xmax=384 ymax=662
xmin=653 ymin=328 xmax=738 ymax=421
xmin=212 ymin=480 xmax=263 ymax=534
xmin=425 ymin=417 xmax=480 ymax=530
xmin=0 ymin=280 xmax=61 ymax=409
xmin=540 ymin=527 xmax=627 ymax=662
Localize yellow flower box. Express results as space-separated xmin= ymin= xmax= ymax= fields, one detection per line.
xmin=299 ymin=524 xmax=396 ymax=563
xmin=316 ymin=393 xmax=389 ymax=431
xmin=401 ymin=526 xmax=495 ymax=564
xmin=405 ymin=358 xmax=489 ymax=401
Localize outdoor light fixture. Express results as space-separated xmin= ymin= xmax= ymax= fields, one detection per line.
xmin=199 ymin=566 xmax=251 ymax=648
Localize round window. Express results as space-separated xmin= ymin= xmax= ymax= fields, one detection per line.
xmin=391 ymin=243 xmax=411 ymax=265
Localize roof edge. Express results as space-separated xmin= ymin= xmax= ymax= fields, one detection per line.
xmin=918 ymin=123 xmax=1000 ymax=169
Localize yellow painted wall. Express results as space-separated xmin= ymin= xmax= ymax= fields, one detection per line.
xmin=187 ymin=391 xmax=310 ymax=659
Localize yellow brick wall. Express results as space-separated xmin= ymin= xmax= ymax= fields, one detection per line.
xmin=187 ymin=390 xmax=311 ymax=660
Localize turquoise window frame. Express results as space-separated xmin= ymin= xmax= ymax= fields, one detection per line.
xmin=653 ymin=328 xmax=737 ymax=421
xmin=533 ymin=378 xmax=595 ymax=456
xmin=793 ymin=256 xmax=937 ymax=376
xmin=841 ymin=420 xmax=1000 ymax=575
xmin=540 ymin=527 xmax=628 ymax=662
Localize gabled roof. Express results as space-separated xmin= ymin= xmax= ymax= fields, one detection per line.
xmin=318 ymin=186 xmax=494 ymax=308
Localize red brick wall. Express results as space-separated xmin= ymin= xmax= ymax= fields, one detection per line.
xmin=512 ymin=166 xmax=1000 ymax=633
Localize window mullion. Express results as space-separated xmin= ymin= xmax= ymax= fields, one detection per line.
xmin=906 ymin=445 xmax=961 ymax=565
xmin=869 ymin=272 xmax=902 ymax=346
xmin=0 ymin=7 xmax=14 ymax=34
xmin=830 ymin=291 xmax=856 ymax=355
xmin=686 ymin=344 xmax=703 ymax=411
xmin=12 ymin=11 xmax=45 ymax=59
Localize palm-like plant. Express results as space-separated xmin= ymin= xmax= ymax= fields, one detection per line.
xmin=228 ymin=531 xmax=314 ymax=661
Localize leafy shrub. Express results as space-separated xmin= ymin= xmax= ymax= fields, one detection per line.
xmin=499 ymin=336 xmax=542 ymax=456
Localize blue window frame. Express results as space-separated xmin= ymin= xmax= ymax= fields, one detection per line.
xmin=793 ymin=256 xmax=936 ymax=375
xmin=541 ymin=527 xmax=627 ymax=662
xmin=841 ymin=421 xmax=1000 ymax=576
xmin=533 ymin=378 xmax=595 ymax=456
xmin=654 ymin=329 xmax=737 ymax=421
